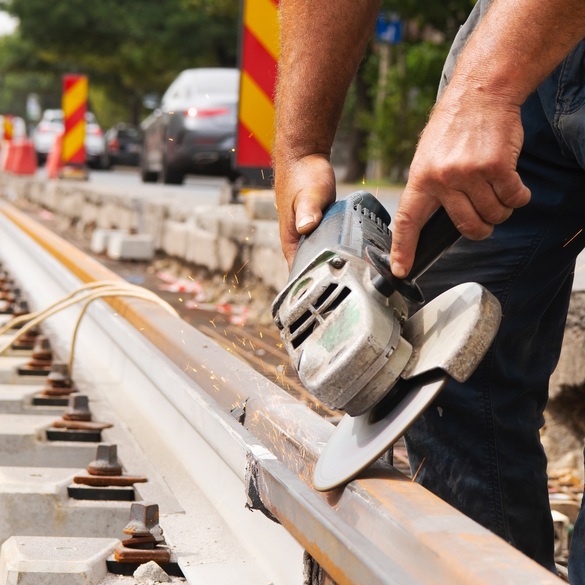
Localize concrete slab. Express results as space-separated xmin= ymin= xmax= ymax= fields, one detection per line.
xmin=0 ymin=536 xmax=117 ymax=585
xmin=107 ymin=234 xmax=154 ymax=262
xmin=0 ymin=414 xmax=96 ymax=468
xmin=0 ymin=467 xmax=130 ymax=544
xmin=0 ymin=356 xmax=30 ymax=384
xmin=90 ymin=230 xmax=125 ymax=255
xmin=0 ymin=335 xmax=31 ymax=357
xmin=0 ymin=384 xmax=62 ymax=415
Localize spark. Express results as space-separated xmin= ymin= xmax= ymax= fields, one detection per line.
xmin=411 ymin=457 xmax=426 ymax=483
xmin=248 ymin=291 xmax=252 ymax=299
xmin=178 ymin=297 xmax=183 ymax=302
xmin=234 ymin=274 xmax=239 ymax=285
xmin=248 ymin=132 xmax=254 ymax=139
xmin=188 ymin=275 xmax=194 ymax=281
xmin=259 ymin=332 xmax=263 ymax=338
xmin=564 ymin=229 xmax=583 ymax=247
xmin=209 ymin=319 xmax=217 ymax=328
xmin=361 ymin=174 xmax=366 ymax=185
xmin=236 ymin=260 xmax=249 ymax=274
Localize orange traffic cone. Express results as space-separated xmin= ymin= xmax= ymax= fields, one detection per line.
xmin=2 ymin=140 xmax=17 ymax=172
xmin=46 ymin=133 xmax=64 ymax=179
xmin=10 ymin=139 xmax=37 ymax=175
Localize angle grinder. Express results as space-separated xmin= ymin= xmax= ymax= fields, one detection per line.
xmin=272 ymin=191 xmax=501 ymax=490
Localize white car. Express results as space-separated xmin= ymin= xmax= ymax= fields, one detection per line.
xmin=32 ymin=109 xmax=107 ymax=168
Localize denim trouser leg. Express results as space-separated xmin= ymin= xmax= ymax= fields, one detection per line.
xmin=404 ymin=91 xmax=585 ymax=572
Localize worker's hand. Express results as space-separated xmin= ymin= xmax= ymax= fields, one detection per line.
xmin=390 ymin=90 xmax=531 ymax=278
xmin=274 ymin=154 xmax=336 ymax=268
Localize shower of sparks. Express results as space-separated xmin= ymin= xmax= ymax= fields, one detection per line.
xmin=564 ymin=229 xmax=583 ymax=247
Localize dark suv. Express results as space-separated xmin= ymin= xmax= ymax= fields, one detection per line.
xmin=140 ymin=68 xmax=240 ymax=185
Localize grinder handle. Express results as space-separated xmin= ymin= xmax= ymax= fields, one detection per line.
xmin=406 ymin=206 xmax=461 ymax=281
xmin=367 ymin=206 xmax=462 ymax=303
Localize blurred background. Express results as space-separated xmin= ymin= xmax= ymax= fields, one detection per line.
xmin=0 ymin=0 xmax=475 ymax=183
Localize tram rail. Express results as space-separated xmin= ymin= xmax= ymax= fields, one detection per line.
xmin=0 ymin=199 xmax=563 ymax=584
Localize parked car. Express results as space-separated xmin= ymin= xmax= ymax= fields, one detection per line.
xmin=104 ymin=123 xmax=141 ymax=167
xmin=140 ymin=68 xmax=240 ymax=185
xmin=31 ymin=109 xmax=107 ymax=168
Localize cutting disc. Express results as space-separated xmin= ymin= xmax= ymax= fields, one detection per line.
xmin=313 ymin=371 xmax=448 ymax=491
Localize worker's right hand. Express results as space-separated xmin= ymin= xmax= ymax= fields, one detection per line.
xmin=274 ymin=154 xmax=336 ymax=268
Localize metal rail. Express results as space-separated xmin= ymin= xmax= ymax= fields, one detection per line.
xmin=0 ymin=200 xmax=563 ymax=584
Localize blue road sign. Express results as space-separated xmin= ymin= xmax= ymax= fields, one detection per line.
xmin=375 ymin=14 xmax=402 ymax=44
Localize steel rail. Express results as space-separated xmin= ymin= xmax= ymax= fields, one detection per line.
xmin=0 ymin=201 xmax=563 ymax=584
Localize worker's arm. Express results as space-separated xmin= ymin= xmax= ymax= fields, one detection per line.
xmin=389 ymin=0 xmax=585 ymax=278
xmin=273 ymin=0 xmax=380 ymax=266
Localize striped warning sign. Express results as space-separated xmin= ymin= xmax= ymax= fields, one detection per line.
xmin=236 ymin=0 xmax=279 ymax=184
xmin=62 ymin=74 xmax=88 ymax=166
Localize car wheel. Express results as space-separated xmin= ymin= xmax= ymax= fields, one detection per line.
xmin=161 ymin=157 xmax=184 ymax=185
xmin=140 ymin=153 xmax=158 ymax=183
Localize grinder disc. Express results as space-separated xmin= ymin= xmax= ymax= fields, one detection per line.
xmin=313 ymin=371 xmax=448 ymax=491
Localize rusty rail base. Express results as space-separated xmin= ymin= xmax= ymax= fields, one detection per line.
xmin=0 ymin=201 xmax=563 ymax=585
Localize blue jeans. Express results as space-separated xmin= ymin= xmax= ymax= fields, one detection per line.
xmin=404 ymin=6 xmax=585 ymax=579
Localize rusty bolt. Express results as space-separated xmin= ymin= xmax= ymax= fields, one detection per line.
xmin=31 ymin=335 xmax=52 ymax=360
xmin=11 ymin=299 xmax=29 ymax=318
xmin=63 ymin=394 xmax=91 ymax=421
xmin=88 ymin=444 xmax=122 ymax=476
xmin=47 ymin=362 xmax=72 ymax=387
xmin=123 ymin=502 xmax=161 ymax=537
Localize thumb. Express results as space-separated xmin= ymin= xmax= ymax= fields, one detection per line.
xmin=390 ymin=194 xmax=438 ymax=278
xmin=294 ymin=190 xmax=330 ymax=235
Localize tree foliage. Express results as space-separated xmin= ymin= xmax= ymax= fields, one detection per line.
xmin=0 ymin=0 xmax=239 ymax=127
xmin=342 ymin=0 xmax=475 ymax=182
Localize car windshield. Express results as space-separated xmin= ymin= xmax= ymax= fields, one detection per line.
xmin=193 ymin=76 xmax=238 ymax=96
xmin=43 ymin=111 xmax=97 ymax=124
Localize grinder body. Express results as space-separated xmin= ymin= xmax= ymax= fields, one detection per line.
xmin=272 ymin=191 xmax=412 ymax=416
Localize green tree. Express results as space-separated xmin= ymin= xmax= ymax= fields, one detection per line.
xmin=0 ymin=0 xmax=239 ymax=127
xmin=340 ymin=0 xmax=475 ymax=183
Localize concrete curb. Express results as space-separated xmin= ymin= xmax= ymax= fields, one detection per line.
xmin=0 ymin=174 xmax=289 ymax=294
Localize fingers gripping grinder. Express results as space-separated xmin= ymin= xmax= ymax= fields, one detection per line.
xmin=272 ymin=191 xmax=501 ymax=490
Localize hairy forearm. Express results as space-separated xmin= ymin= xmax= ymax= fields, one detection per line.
xmin=447 ymin=0 xmax=585 ymax=106
xmin=274 ymin=0 xmax=380 ymax=167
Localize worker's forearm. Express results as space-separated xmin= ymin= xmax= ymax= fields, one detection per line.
xmin=274 ymin=0 xmax=380 ymax=166
xmin=447 ymin=0 xmax=585 ymax=106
